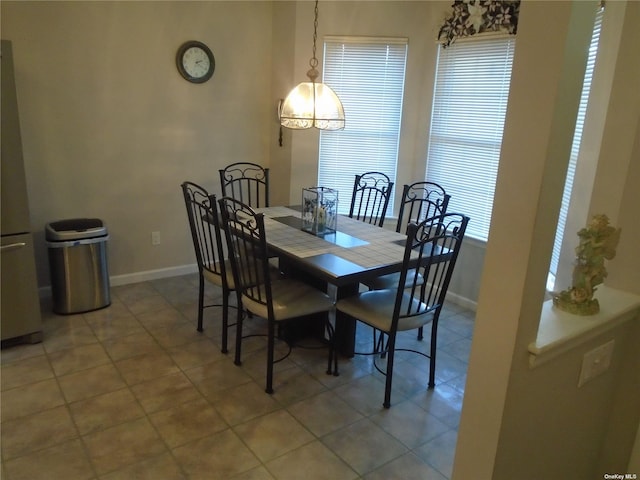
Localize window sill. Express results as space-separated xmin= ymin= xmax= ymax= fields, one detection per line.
xmin=528 ymin=285 xmax=640 ymax=368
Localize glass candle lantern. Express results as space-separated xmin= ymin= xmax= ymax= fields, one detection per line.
xmin=302 ymin=187 xmax=338 ymax=235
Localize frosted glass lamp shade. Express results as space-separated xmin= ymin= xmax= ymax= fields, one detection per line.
xmin=280 ymin=82 xmax=345 ymax=130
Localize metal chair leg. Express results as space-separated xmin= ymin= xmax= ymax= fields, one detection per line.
xmin=196 ymin=275 xmax=205 ymax=332
xmin=221 ymin=290 xmax=229 ymax=354
xmin=234 ymin=293 xmax=244 ymax=366
xmin=266 ymin=320 xmax=275 ymax=394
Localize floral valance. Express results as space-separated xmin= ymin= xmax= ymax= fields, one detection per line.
xmin=438 ymin=0 xmax=520 ymax=48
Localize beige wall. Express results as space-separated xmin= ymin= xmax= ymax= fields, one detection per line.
xmin=1 ymin=1 xmax=275 ymax=284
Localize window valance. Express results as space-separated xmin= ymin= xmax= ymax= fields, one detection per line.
xmin=438 ymin=0 xmax=520 ymax=48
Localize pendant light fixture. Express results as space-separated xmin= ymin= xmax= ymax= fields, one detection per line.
xmin=279 ymin=0 xmax=345 ymax=131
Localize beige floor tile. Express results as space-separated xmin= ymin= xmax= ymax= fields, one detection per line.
xmin=0 ymin=277 xmax=473 ymax=480
xmin=99 ymin=452 xmax=187 ymax=480
xmin=0 ymin=342 xmax=45 ymax=365
xmin=267 ymin=367 xmax=327 ymax=405
xmin=322 ymin=418 xmax=408 ymax=475
xmin=1 ymin=354 xmax=54 ymax=391
xmin=288 ymin=390 xmax=364 ymax=437
xmin=147 ymin=321 xmax=203 ymax=349
xmin=83 ymin=417 xmax=166 ymax=475
xmin=1 ymin=405 xmax=78 ymax=459
xmin=185 ymin=358 xmax=253 ymax=394
xmin=410 ymin=383 xmax=464 ymax=429
xmin=86 ymin=312 xmax=146 ymax=341
xmin=204 ymin=381 xmax=280 ymax=426
xmin=111 ymin=282 xmax=158 ymax=304
xmin=149 ymin=397 xmax=228 ymax=448
xmin=47 ymin=343 xmax=111 ymax=376
xmin=134 ymin=307 xmax=191 ymax=331
xmin=414 ymin=429 xmax=458 ymax=478
xmin=363 ymin=452 xmax=446 ymax=480
xmin=41 ymin=314 xmax=87 ymax=336
xmin=58 ymin=363 xmax=126 ymax=403
xmin=229 ymin=466 xmax=276 ymax=480
xmin=172 ymin=429 xmax=260 ymax=479
xmin=126 ymin=296 xmax=174 ymax=316
xmin=234 ymin=410 xmax=314 ymax=462
xmin=1 ymin=378 xmax=65 ymax=422
xmin=42 ymin=324 xmax=99 ymax=353
xmin=69 ymin=387 xmax=145 ymax=435
xmin=101 ymin=330 xmax=163 ymax=361
xmin=114 ymin=350 xmax=179 ymax=385
xmin=369 ymin=400 xmax=450 ymax=448
xmin=166 ymin=337 xmax=221 ymax=369
xmin=3 ymin=438 xmax=94 ymax=480
xmin=333 ymin=375 xmax=388 ymax=416
xmin=130 ymin=371 xmax=202 ymax=414
xmin=82 ymin=299 xmax=130 ymax=320
xmin=265 ymin=440 xmax=358 ymax=480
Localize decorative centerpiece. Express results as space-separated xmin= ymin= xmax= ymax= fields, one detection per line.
xmin=302 ymin=187 xmax=338 ymax=235
xmin=553 ymin=214 xmax=621 ymax=315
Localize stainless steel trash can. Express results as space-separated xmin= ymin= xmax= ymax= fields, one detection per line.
xmin=46 ymin=218 xmax=110 ymax=314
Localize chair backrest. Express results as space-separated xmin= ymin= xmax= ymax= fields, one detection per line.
xmin=348 ymin=171 xmax=394 ymax=227
xmin=219 ymin=162 xmax=270 ymax=208
xmin=393 ymin=213 xmax=469 ymax=328
xmin=395 ymin=181 xmax=451 ymax=233
xmin=218 ymin=197 xmax=273 ymax=317
xmin=181 ymin=181 xmax=227 ymax=283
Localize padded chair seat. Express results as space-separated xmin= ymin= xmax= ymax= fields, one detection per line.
xmin=203 ymin=260 xmax=233 ymax=288
xmin=337 ymin=289 xmax=434 ymax=333
xmin=363 ymin=268 xmax=424 ymax=290
xmin=242 ymin=279 xmax=334 ymax=322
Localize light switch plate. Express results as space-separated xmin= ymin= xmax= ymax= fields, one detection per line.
xmin=578 ymin=340 xmax=615 ymax=387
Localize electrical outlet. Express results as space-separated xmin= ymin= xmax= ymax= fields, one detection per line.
xmin=151 ymin=231 xmax=161 ymax=246
xmin=578 ymin=340 xmax=614 ymax=387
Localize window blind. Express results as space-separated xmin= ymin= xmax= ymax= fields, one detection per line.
xmin=425 ymin=37 xmax=515 ymax=241
xmin=319 ymin=37 xmax=408 ymax=214
xmin=549 ymin=6 xmax=604 ymax=281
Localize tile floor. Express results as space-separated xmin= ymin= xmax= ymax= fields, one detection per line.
xmin=1 ymin=274 xmax=474 ymax=480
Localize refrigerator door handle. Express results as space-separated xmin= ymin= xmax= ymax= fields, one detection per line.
xmin=0 ymin=242 xmax=27 ymax=252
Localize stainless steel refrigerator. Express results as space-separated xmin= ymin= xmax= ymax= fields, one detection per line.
xmin=1 ymin=39 xmax=43 ymax=343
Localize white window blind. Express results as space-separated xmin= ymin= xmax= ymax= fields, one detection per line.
xmin=549 ymin=6 xmax=604 ymax=281
xmin=319 ymin=37 xmax=408 ymax=215
xmin=425 ymin=37 xmax=515 ymax=241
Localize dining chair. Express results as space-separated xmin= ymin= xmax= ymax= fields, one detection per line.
xmin=336 ymin=212 xmax=469 ymax=408
xmin=362 ymin=181 xmax=451 ymax=293
xmin=395 ymin=181 xmax=450 ymax=233
xmin=348 ymin=171 xmax=394 ymax=227
xmin=219 ymin=162 xmax=269 ymax=208
xmin=218 ymin=196 xmax=337 ymax=394
xmin=181 ymin=181 xmax=236 ymax=354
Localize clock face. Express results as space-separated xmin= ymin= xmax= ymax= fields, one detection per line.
xmin=176 ymin=41 xmax=215 ymax=83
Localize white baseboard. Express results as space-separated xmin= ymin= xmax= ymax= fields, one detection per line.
xmin=445 ymin=290 xmax=477 ymax=312
xmin=109 ymin=264 xmax=198 ymax=287
xmin=39 ymin=264 xmax=198 ymax=298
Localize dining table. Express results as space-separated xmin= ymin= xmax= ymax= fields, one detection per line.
xmin=252 ymin=205 xmax=415 ymax=356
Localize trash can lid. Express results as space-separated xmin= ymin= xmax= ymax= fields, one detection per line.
xmin=46 ymin=218 xmax=108 ymax=241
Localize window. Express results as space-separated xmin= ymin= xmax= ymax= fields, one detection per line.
xmin=425 ymin=37 xmax=515 ymax=241
xmin=548 ymin=5 xmax=604 ymax=289
xmin=319 ymin=37 xmax=408 ymax=215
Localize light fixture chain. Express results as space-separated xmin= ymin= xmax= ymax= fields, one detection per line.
xmin=310 ymin=0 xmax=319 ymax=69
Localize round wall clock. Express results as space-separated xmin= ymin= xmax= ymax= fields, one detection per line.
xmin=176 ymin=40 xmax=215 ymax=83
